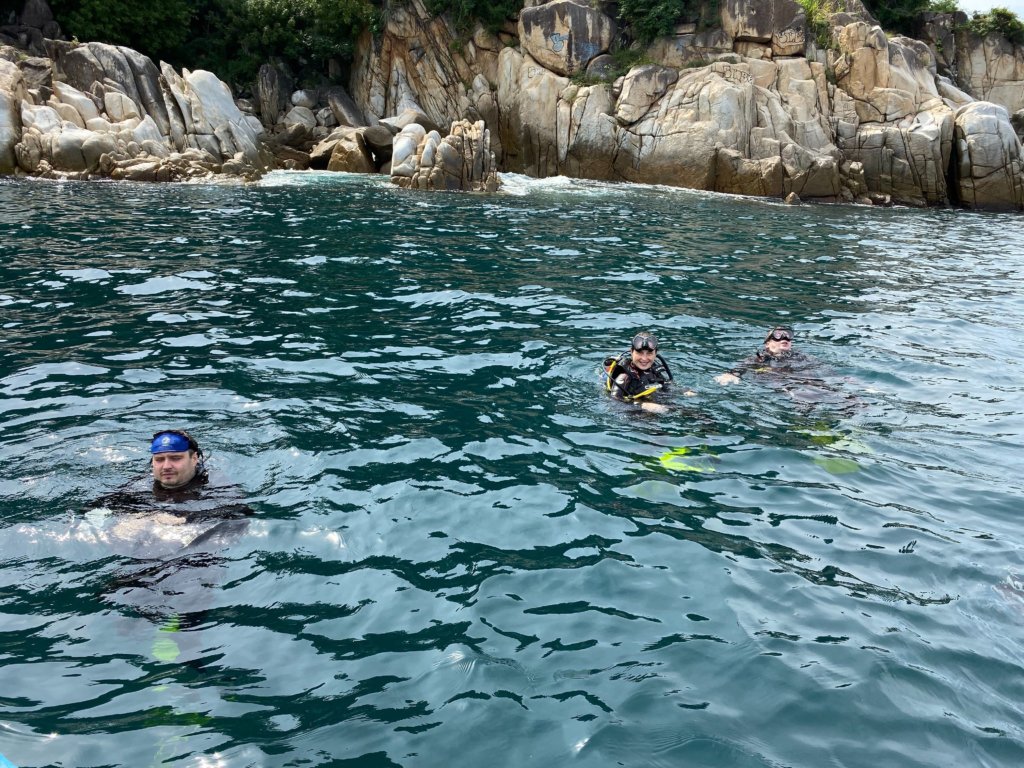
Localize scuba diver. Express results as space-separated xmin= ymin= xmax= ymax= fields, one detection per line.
xmin=150 ymin=429 xmax=206 ymax=491
xmin=85 ymin=429 xmax=252 ymax=550
xmin=713 ymin=325 xmax=863 ymax=417
xmin=714 ymin=325 xmax=821 ymax=385
xmin=605 ymin=331 xmax=691 ymax=414
xmin=78 ymin=430 xmax=254 ymax=665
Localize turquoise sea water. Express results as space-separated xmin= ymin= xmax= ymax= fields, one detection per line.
xmin=1 ymin=172 xmax=1023 ymax=767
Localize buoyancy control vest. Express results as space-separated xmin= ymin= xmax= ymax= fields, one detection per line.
xmin=604 ymin=352 xmax=673 ymax=401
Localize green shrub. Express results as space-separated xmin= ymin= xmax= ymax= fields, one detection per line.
xmin=967 ymin=7 xmax=1024 ymax=45
xmin=617 ymin=0 xmax=687 ymax=44
xmin=49 ymin=0 xmax=378 ymax=91
xmin=616 ymin=0 xmax=718 ymax=44
xmin=797 ymin=0 xmax=841 ymax=48
xmin=424 ymin=0 xmax=523 ymax=35
xmin=49 ymin=0 xmax=194 ymax=63
xmin=927 ymin=0 xmax=960 ymax=13
xmin=860 ymin=0 xmax=932 ymax=35
xmin=568 ymin=46 xmax=659 ymax=86
xmin=611 ymin=46 xmax=648 ymax=72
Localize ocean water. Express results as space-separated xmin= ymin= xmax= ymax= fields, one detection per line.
xmin=1 ymin=172 xmax=1023 ymax=768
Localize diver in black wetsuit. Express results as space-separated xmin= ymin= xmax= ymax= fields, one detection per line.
xmin=713 ymin=325 xmax=864 ymax=416
xmin=714 ymin=326 xmax=820 ymax=385
xmin=87 ymin=429 xmax=252 ymax=538
xmin=83 ymin=430 xmax=253 ymax=654
xmin=605 ymin=331 xmax=692 ymax=414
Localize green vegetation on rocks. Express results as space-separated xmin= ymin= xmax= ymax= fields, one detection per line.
xmin=616 ymin=0 xmax=718 ymax=44
xmin=617 ymin=0 xmax=686 ymax=43
xmin=796 ymin=0 xmax=841 ymax=48
xmin=966 ymin=7 xmax=1024 ymax=45
xmin=569 ymin=47 xmax=652 ymax=86
xmin=860 ymin=0 xmax=932 ymax=36
xmin=48 ymin=0 xmax=378 ymax=90
xmin=423 ymin=0 xmax=523 ymax=34
xmin=48 ymin=0 xmax=194 ymax=59
xmin=30 ymin=0 xmax=1024 ymax=99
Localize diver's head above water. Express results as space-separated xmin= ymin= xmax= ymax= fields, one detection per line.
xmin=764 ymin=326 xmax=794 ymax=358
xmin=630 ymin=331 xmax=659 ymax=371
xmin=150 ymin=430 xmax=205 ymax=489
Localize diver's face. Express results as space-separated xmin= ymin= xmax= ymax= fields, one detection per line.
xmin=765 ymin=337 xmax=792 ymax=356
xmin=152 ymin=450 xmax=199 ymax=489
xmin=631 ymin=347 xmax=657 ymax=370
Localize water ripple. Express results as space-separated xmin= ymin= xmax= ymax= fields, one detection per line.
xmin=1 ymin=175 xmax=1023 ymax=767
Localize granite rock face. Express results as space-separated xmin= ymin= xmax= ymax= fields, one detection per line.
xmin=518 ymin=0 xmax=616 ymax=76
xmin=954 ymin=101 xmax=1024 ymax=210
xmin=2 ymin=40 xmax=271 ymax=181
xmin=345 ymin=0 xmax=1024 ymax=209
xmin=5 ymin=0 xmax=1024 ymax=207
xmin=390 ymin=119 xmax=499 ymax=191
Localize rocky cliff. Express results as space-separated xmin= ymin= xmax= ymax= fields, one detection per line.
xmin=342 ymin=0 xmax=1024 ymax=210
xmin=1 ymin=38 xmax=271 ymax=181
xmin=3 ymin=0 xmax=1024 ymax=209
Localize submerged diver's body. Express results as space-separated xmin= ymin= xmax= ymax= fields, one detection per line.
xmin=86 ymin=430 xmax=251 ymax=550
xmin=715 ymin=326 xmax=823 ymax=385
xmin=714 ymin=325 xmax=861 ymax=415
xmin=80 ymin=431 xmax=254 ymax=654
xmin=606 ymin=332 xmax=693 ymax=414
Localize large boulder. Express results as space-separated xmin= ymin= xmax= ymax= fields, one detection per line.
xmin=495 ymin=47 xmax=566 ymax=177
xmin=20 ymin=0 xmax=55 ymax=30
xmin=256 ymin=63 xmax=291 ymax=127
xmin=0 ymin=58 xmax=25 ymax=173
xmin=362 ymin=123 xmax=396 ymax=165
xmin=829 ymin=22 xmax=957 ymax=205
xmin=3 ymin=40 xmax=271 ymax=180
xmin=17 ymin=56 xmax=52 ymax=90
xmin=953 ymin=101 xmax=1024 ymax=210
xmin=518 ymin=0 xmax=616 ymax=77
xmin=559 ymin=82 xmax=618 ymax=179
xmin=326 ymin=127 xmax=376 ymax=173
xmin=283 ymin=105 xmax=317 ymax=131
xmin=490 ymin=43 xmax=844 ymax=198
xmin=348 ymin=1 xmax=501 ymax=130
xmin=53 ymin=42 xmax=173 ymax=138
xmin=2 ymin=0 xmax=59 ymax=56
xmin=324 ymin=85 xmax=365 ymax=128
xmin=391 ymin=119 xmax=499 ymax=191
xmin=838 ymin=109 xmax=953 ymax=206
xmin=720 ymin=0 xmax=806 ymax=57
xmin=161 ymin=65 xmax=269 ymax=170
xmin=955 ymin=25 xmax=1024 ymax=115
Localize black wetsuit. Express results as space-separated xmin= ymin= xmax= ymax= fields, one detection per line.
xmin=727 ymin=346 xmax=862 ymax=412
xmin=729 ymin=347 xmax=826 ymax=379
xmin=87 ymin=470 xmax=253 ymax=527
xmin=607 ymin=352 xmax=673 ymax=401
xmin=83 ymin=470 xmax=254 ymax=632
